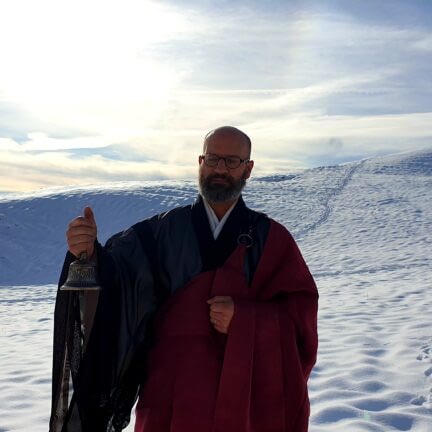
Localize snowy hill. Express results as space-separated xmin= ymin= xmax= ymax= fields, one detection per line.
xmin=1 ymin=149 xmax=431 ymax=286
xmin=1 ymin=149 xmax=432 ymax=431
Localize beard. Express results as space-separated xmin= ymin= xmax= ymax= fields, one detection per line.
xmin=199 ymin=171 xmax=247 ymax=203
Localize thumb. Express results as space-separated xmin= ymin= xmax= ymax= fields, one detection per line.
xmin=84 ymin=206 xmax=96 ymax=224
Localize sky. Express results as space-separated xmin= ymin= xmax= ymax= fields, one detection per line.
xmin=0 ymin=0 xmax=431 ymax=192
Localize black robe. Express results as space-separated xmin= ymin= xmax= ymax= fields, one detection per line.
xmin=50 ymin=196 xmax=270 ymax=431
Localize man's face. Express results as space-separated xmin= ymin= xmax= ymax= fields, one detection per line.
xmin=198 ymin=132 xmax=254 ymax=203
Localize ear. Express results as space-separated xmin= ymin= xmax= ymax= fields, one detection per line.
xmin=244 ymin=160 xmax=254 ymax=179
xmin=198 ymin=155 xmax=203 ymax=165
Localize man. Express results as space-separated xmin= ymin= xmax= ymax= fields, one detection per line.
xmin=50 ymin=126 xmax=318 ymax=432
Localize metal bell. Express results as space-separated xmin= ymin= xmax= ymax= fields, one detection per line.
xmin=60 ymin=252 xmax=101 ymax=291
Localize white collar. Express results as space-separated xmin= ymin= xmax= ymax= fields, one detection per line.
xmin=202 ymin=198 xmax=238 ymax=240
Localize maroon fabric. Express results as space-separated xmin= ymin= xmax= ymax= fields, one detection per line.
xmin=135 ymin=220 xmax=318 ymax=432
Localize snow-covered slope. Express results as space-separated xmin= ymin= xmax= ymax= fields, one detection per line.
xmin=3 ymin=150 xmax=430 ymax=286
xmin=1 ymin=149 xmax=431 ymax=431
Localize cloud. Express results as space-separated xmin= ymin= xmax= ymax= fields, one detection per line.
xmin=0 ymin=2 xmax=431 ymax=191
xmin=412 ymin=35 xmax=432 ymax=51
xmin=2 ymin=109 xmax=431 ymax=193
xmin=15 ymin=133 xmax=109 ymax=152
xmin=0 ymin=0 xmax=195 ymax=137
xmin=0 ymin=138 xmax=22 ymax=152
xmin=0 ymin=137 xmax=198 ymax=192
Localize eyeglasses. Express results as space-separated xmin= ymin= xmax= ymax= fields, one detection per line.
xmin=201 ymin=153 xmax=250 ymax=169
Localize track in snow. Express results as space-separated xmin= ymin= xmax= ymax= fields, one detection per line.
xmin=296 ymin=160 xmax=365 ymax=239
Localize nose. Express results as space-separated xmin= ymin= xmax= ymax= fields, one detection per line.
xmin=214 ymin=158 xmax=229 ymax=173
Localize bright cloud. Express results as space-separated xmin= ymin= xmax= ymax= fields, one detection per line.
xmin=0 ymin=0 xmax=195 ymax=134
xmin=0 ymin=1 xmax=431 ymax=192
xmin=0 ymin=138 xmax=197 ymax=193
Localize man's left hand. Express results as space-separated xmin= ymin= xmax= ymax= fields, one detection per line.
xmin=207 ymin=296 xmax=234 ymax=334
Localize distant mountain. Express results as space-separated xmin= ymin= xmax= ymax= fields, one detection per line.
xmin=1 ymin=149 xmax=431 ymax=286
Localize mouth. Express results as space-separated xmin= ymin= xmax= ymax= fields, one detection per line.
xmin=211 ymin=178 xmax=229 ymax=184
xmin=209 ymin=178 xmax=232 ymax=188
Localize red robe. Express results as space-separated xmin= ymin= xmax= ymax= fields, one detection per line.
xmin=135 ymin=220 xmax=318 ymax=432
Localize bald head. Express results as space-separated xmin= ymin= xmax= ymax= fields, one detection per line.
xmin=203 ymin=126 xmax=252 ymax=158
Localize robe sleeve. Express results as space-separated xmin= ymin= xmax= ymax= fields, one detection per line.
xmin=50 ymin=226 xmax=157 ymax=432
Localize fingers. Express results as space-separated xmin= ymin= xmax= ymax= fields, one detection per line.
xmin=67 ymin=221 xmax=97 ymax=242
xmin=207 ymin=296 xmax=232 ymax=304
xmin=208 ymin=296 xmax=234 ymax=335
xmin=67 ymin=233 xmax=95 ymax=249
xmin=208 ymin=297 xmax=234 ymax=315
xmin=66 ymin=207 xmax=97 ymax=258
xmin=210 ymin=316 xmax=228 ymax=334
xmin=207 ymin=296 xmax=233 ymax=313
xmin=209 ymin=302 xmax=232 ymax=313
xmin=210 ymin=309 xmax=228 ymax=320
xmin=209 ymin=311 xmax=224 ymax=323
xmin=67 ymin=223 xmax=96 ymax=239
xmin=210 ymin=316 xmax=222 ymax=325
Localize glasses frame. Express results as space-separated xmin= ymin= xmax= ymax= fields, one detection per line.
xmin=200 ymin=153 xmax=251 ymax=169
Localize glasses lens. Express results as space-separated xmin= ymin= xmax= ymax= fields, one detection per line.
xmin=203 ymin=154 xmax=245 ymax=168
xmin=204 ymin=154 xmax=219 ymax=166
xmin=225 ymin=157 xmax=241 ymax=169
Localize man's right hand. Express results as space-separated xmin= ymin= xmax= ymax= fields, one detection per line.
xmin=66 ymin=206 xmax=98 ymax=259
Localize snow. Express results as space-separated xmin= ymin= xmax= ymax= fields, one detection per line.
xmin=1 ymin=149 xmax=432 ymax=431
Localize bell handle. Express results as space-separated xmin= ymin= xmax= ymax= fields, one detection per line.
xmin=79 ymin=251 xmax=88 ymax=262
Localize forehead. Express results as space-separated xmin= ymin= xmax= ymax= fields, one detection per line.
xmin=204 ymin=132 xmax=249 ymax=156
